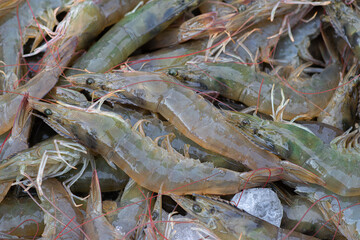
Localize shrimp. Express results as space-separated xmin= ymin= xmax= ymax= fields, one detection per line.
xmin=66 ymin=0 xmax=201 ymax=75
xmin=318 ymin=64 xmax=359 ymax=131
xmin=30 ymin=100 xmax=284 ymax=195
xmin=169 ymin=61 xmax=341 ymax=120
xmin=0 ymin=37 xmax=77 ymax=135
xmin=0 ymin=135 xmax=91 ymax=204
xmin=325 ymin=0 xmax=360 ymax=59
xmin=66 ymin=71 xmax=324 ymax=184
xmin=30 ymin=0 xmax=144 ymax=56
xmin=171 ymin=194 xmax=319 ymax=240
xmin=227 ymin=111 xmax=360 ymax=196
xmin=0 ymin=93 xmax=32 ymax=160
xmin=0 ymin=0 xmax=72 ymax=92
xmin=84 ymin=170 xmax=121 ymax=240
xmin=128 ymin=40 xmax=207 ymax=72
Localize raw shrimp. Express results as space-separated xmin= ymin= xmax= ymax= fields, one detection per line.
xmin=0 ymin=0 xmax=72 ymax=92
xmin=227 ymin=111 xmax=360 ymax=196
xmin=170 ymin=61 xmax=341 ymax=120
xmin=67 ymin=71 xmax=323 ymax=184
xmin=318 ymin=64 xmax=359 ymax=131
xmin=32 ymin=0 xmax=143 ymax=55
xmin=128 ymin=40 xmax=207 ymax=72
xmin=0 ymin=135 xmax=91 ymax=204
xmin=30 ymin=100 xmax=284 ymax=195
xmin=0 ymin=37 xmax=77 ymax=135
xmin=171 ymin=194 xmax=319 ymax=240
xmin=67 ymin=0 xmax=201 ymax=75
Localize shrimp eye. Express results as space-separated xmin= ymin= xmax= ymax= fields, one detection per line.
xmin=253 ymin=128 xmax=258 ymax=135
xmin=209 ymin=207 xmax=216 ymax=214
xmin=44 ymin=109 xmax=52 ymax=116
xmin=152 ymin=211 xmax=159 ymax=220
xmin=241 ymin=119 xmax=250 ymax=126
xmin=86 ymin=78 xmax=95 ymax=85
xmin=192 ymin=204 xmax=202 ymax=213
xmin=168 ymin=69 xmax=178 ymax=77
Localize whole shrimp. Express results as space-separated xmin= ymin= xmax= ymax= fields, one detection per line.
xmin=169 ymin=61 xmax=341 ymax=120
xmin=67 ymin=71 xmax=324 ymax=184
xmin=67 ymin=0 xmax=201 ymax=75
xmin=0 ymin=0 xmax=72 ymax=92
xmin=30 ymin=100 xmax=284 ymax=195
xmin=171 ymin=194 xmax=319 ymax=240
xmin=227 ymin=111 xmax=360 ymax=196
xmin=0 ymin=37 xmax=77 ymax=135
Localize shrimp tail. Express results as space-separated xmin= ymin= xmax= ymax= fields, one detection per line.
xmin=280 ymin=161 xmax=326 ymax=186
xmin=240 ymin=167 xmax=284 ymax=187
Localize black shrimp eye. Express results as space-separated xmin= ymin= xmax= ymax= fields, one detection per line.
xmin=168 ymin=69 xmax=178 ymax=77
xmin=241 ymin=119 xmax=250 ymax=126
xmin=253 ymin=128 xmax=258 ymax=135
xmin=86 ymin=78 xmax=95 ymax=85
xmin=152 ymin=211 xmax=159 ymax=220
xmin=44 ymin=109 xmax=52 ymax=116
xmin=209 ymin=207 xmax=216 ymax=214
xmin=192 ymin=204 xmax=202 ymax=213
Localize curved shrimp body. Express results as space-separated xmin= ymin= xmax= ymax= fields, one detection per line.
xmin=228 ymin=112 xmax=360 ymax=197
xmin=30 ymin=100 xmax=283 ymax=195
xmin=0 ymin=0 xmax=71 ymax=92
xmin=171 ymin=62 xmax=341 ymax=120
xmin=67 ymin=0 xmax=200 ymax=75
xmin=0 ymin=37 xmax=76 ymax=135
xmin=171 ymin=194 xmax=319 ymax=240
xmin=65 ymin=72 xmax=318 ymax=183
xmin=325 ymin=0 xmax=360 ymax=59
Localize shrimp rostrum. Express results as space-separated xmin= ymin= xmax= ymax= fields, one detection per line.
xmin=30 ymin=100 xmax=284 ymax=195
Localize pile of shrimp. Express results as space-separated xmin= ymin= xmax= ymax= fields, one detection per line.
xmin=1 ymin=0 xmax=360 ymax=239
